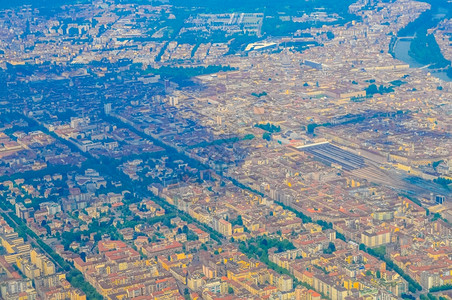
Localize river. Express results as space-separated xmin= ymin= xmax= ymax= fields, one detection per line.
xmin=393 ymin=38 xmax=451 ymax=82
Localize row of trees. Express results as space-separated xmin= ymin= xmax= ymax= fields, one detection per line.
xmin=365 ymin=83 xmax=394 ymax=96
xmin=433 ymin=177 xmax=452 ymax=189
xmin=420 ymin=294 xmax=449 ymax=300
xmin=429 ymin=284 xmax=452 ymax=293
xmin=238 ymin=237 xmax=296 ymax=266
xmin=359 ymin=244 xmax=422 ymax=293
xmin=251 ymin=92 xmax=267 ymax=98
xmin=402 ymin=293 xmax=448 ymax=300
xmin=254 ymin=122 xmax=281 ymax=133
xmin=146 ymin=65 xmax=236 ymax=80
xmin=0 ymin=201 xmax=102 ymax=299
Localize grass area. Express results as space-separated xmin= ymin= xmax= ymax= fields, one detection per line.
xmin=371 ymin=245 xmax=386 ymax=257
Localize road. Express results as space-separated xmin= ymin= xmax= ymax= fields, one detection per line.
xmin=0 ymin=207 xmax=64 ymax=270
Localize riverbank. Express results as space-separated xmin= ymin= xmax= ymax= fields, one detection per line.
xmin=393 ymin=38 xmax=451 ymax=82
xmin=392 ymin=0 xmax=452 ymax=81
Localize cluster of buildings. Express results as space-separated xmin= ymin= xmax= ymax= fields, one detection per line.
xmin=0 ymin=0 xmax=451 ymax=299
xmin=435 ymin=18 xmax=452 ymax=63
xmin=0 ymin=0 xmax=264 ymax=67
xmin=0 ymin=125 xmax=85 ymax=176
xmin=185 ymin=13 xmax=264 ymax=36
xmin=0 ymin=215 xmax=86 ymax=300
xmin=73 ymin=240 xmax=182 ymax=300
xmin=38 ymin=115 xmax=164 ymax=158
xmin=278 ymin=247 xmax=408 ymax=299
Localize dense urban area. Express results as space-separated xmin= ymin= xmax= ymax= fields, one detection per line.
xmin=0 ymin=0 xmax=452 ymax=299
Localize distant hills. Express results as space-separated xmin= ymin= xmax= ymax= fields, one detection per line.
xmin=0 ymin=0 xmax=89 ymax=9
xmin=0 ymin=0 xmax=356 ymax=15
